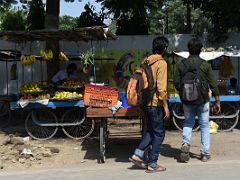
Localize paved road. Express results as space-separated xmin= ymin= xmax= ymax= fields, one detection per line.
xmin=1 ymin=159 xmax=240 ymax=180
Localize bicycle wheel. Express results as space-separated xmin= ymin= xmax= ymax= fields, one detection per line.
xmin=61 ymin=107 xmax=94 ymax=140
xmin=172 ymin=103 xmax=200 ymax=132
xmin=25 ymin=109 xmax=58 ymax=140
xmin=0 ymin=101 xmax=11 ymax=128
xmin=212 ymin=102 xmax=239 ymax=131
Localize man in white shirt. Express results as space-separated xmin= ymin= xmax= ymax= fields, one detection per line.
xmin=51 ymin=63 xmax=77 ymax=84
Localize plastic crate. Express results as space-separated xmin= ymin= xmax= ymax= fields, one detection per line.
xmin=84 ymin=84 xmax=119 ymax=107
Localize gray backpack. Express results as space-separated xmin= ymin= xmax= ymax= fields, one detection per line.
xmin=179 ymin=59 xmax=208 ymax=105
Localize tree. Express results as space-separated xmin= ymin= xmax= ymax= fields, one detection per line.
xmin=59 ymin=15 xmax=77 ymax=29
xmin=148 ymin=5 xmax=165 ymax=35
xmin=44 ymin=0 xmax=60 ymax=81
xmin=0 ymin=9 xmax=26 ymax=30
xmin=186 ymin=0 xmax=240 ymax=33
xmin=26 ymin=0 xmax=45 ymax=30
xmin=0 ymin=0 xmax=17 ymax=11
xmin=96 ymin=0 xmax=160 ymax=35
xmin=76 ymin=3 xmax=105 ymax=28
xmin=148 ymin=0 xmax=211 ymax=35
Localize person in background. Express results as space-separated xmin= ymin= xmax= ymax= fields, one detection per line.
xmin=174 ymin=38 xmax=221 ymax=163
xmin=51 ymin=63 xmax=77 ymax=84
xmin=227 ymin=77 xmax=239 ymax=95
xmin=129 ymin=36 xmax=170 ymax=173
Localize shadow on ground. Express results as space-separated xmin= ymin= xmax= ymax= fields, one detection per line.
xmin=80 ymin=136 xmax=194 ymax=163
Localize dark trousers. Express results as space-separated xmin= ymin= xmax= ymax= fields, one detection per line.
xmin=134 ymin=106 xmax=165 ymax=167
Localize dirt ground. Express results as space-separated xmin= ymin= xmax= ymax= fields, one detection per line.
xmin=0 ymin=116 xmax=240 ymax=172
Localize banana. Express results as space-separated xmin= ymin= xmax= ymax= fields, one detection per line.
xmin=59 ymin=51 xmax=69 ymax=61
xmin=40 ymin=49 xmax=44 ymax=57
xmin=40 ymin=49 xmax=53 ymax=61
xmin=20 ymin=55 xmax=36 ymax=65
xmin=30 ymin=55 xmax=36 ymax=64
xmin=47 ymin=50 xmax=53 ymax=60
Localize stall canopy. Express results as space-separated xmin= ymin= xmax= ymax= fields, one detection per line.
xmin=174 ymin=51 xmax=240 ymax=60
xmin=0 ymin=26 xmax=118 ymax=42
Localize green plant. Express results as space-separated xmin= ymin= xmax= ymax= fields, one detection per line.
xmin=80 ymin=51 xmax=94 ymax=67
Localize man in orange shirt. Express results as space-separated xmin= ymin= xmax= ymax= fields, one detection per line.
xmin=129 ymin=36 xmax=170 ymax=173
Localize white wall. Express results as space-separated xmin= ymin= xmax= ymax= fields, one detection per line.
xmin=1 ymin=33 xmax=240 ymax=95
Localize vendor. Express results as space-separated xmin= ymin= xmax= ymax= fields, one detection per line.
xmin=227 ymin=77 xmax=239 ymax=95
xmin=51 ymin=63 xmax=78 ymax=84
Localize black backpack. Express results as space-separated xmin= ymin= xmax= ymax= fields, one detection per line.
xmin=179 ymin=59 xmax=208 ymax=105
xmin=126 ymin=60 xmax=156 ymax=107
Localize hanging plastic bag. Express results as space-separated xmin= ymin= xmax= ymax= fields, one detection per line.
xmin=209 ymin=120 xmax=219 ymax=134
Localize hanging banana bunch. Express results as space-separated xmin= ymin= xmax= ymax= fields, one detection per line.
xmin=20 ymin=55 xmax=36 ymax=66
xmin=40 ymin=49 xmax=53 ymax=61
xmin=59 ymin=51 xmax=69 ymax=61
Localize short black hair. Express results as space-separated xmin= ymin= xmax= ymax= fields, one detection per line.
xmin=67 ymin=63 xmax=77 ymax=71
xmin=152 ymin=36 xmax=169 ymax=54
xmin=188 ymin=38 xmax=203 ymax=55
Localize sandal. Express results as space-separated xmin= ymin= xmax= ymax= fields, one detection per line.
xmin=145 ymin=165 xmax=166 ymax=173
xmin=129 ymin=157 xmax=147 ymax=169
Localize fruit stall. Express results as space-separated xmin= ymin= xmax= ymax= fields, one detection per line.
xmin=169 ymin=49 xmax=240 ymax=132
xmin=0 ymin=27 xmax=120 ymax=141
xmin=0 ymin=27 xmax=147 ymax=163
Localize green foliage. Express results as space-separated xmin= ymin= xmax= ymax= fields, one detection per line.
xmin=96 ymin=0 xmax=159 ymax=35
xmin=76 ymin=3 xmax=105 ymax=28
xmin=148 ymin=0 xmax=211 ymax=35
xmin=80 ymin=51 xmax=94 ymax=67
xmin=0 ymin=9 xmax=27 ymax=30
xmin=186 ymin=0 xmax=240 ymax=34
xmin=0 ymin=0 xmax=17 ymax=11
xmin=59 ymin=15 xmax=77 ymax=29
xmin=26 ymin=0 xmax=45 ymax=30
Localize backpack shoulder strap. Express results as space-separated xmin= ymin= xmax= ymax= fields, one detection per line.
xmin=181 ymin=58 xmax=190 ymax=75
xmin=144 ymin=55 xmax=163 ymax=66
xmin=194 ymin=58 xmax=204 ymax=74
xmin=132 ymin=72 xmax=144 ymax=93
xmin=196 ymin=58 xmax=204 ymax=68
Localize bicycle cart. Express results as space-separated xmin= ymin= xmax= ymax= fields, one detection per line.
xmin=170 ymin=51 xmax=240 ymax=132
xmin=170 ymin=96 xmax=239 ymax=132
xmin=0 ymin=27 xmax=117 ymax=140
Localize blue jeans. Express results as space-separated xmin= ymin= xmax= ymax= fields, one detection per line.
xmin=134 ymin=106 xmax=165 ymax=168
xmin=183 ymin=102 xmax=210 ymax=155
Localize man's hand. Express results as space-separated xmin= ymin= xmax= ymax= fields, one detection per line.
xmin=163 ymin=106 xmax=170 ymax=119
xmin=163 ymin=97 xmax=170 ymax=119
xmin=214 ymin=96 xmax=221 ymax=114
xmin=215 ymin=100 xmax=221 ymax=114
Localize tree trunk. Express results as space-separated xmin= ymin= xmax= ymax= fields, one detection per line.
xmin=45 ymin=0 xmax=60 ymax=82
xmin=186 ymin=0 xmax=191 ymax=34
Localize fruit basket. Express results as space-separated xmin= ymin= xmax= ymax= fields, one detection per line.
xmin=19 ymin=81 xmax=49 ymax=94
xmin=84 ymin=84 xmax=118 ymax=107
